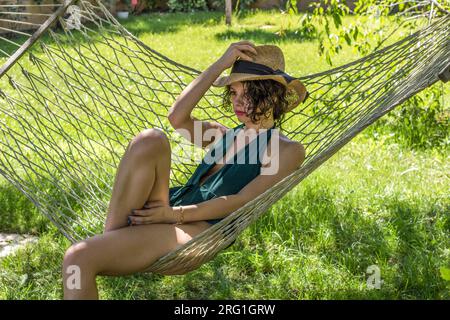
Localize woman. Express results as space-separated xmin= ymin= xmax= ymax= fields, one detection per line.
xmin=62 ymin=41 xmax=308 ymax=299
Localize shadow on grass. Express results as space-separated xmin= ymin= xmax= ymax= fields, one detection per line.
xmin=0 ymin=181 xmax=48 ymax=234
xmin=244 ymin=183 xmax=448 ymax=299
xmin=0 ymin=170 xmax=107 ymax=239
xmin=96 ymin=245 xmax=237 ymax=299
xmin=382 ymin=197 xmax=449 ymax=298
xmin=326 ymin=193 xmax=448 ymax=299
xmin=97 ymin=272 xmax=166 ymax=299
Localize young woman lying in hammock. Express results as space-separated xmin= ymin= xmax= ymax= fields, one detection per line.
xmin=62 ymin=40 xmax=308 ymax=299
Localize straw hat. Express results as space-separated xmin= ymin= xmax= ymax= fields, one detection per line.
xmin=212 ymin=45 xmax=309 ymax=112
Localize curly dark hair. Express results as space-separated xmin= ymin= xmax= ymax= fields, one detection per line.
xmin=222 ymin=79 xmax=289 ymax=128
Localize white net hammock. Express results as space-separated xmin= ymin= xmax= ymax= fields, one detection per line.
xmin=0 ymin=0 xmax=449 ymax=275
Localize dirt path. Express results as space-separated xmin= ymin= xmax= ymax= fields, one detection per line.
xmin=0 ymin=233 xmax=38 ymax=259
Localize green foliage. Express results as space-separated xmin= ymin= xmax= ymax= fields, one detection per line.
xmin=367 ymin=85 xmax=449 ymax=150
xmin=278 ymin=1 xmax=450 ymax=150
xmin=285 ymin=0 xmax=298 ymax=14
xmin=142 ymin=0 xmax=164 ymax=11
xmin=208 ymin=0 xmax=225 ymax=10
xmin=285 ymin=0 xmax=450 ymax=66
xmin=167 ymin=0 xmax=208 ymax=12
xmin=0 ymin=181 xmax=48 ymax=235
xmin=208 ymin=0 xmax=257 ymax=12
xmin=313 ymin=0 xmax=372 ymax=65
xmin=119 ymin=0 xmax=132 ymax=8
xmin=441 ymin=267 xmax=450 ymax=281
xmin=234 ymin=0 xmax=258 ymax=11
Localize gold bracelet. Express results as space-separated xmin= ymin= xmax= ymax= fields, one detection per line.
xmin=176 ymin=206 xmax=184 ymax=225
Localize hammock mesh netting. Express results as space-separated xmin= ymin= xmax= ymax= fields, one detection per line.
xmin=0 ymin=0 xmax=449 ymax=275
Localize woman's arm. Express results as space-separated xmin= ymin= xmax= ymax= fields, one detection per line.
xmin=168 ymin=41 xmax=258 ymax=149
xmin=168 ymin=59 xmax=229 ymax=149
xmin=168 ymin=40 xmax=257 ymax=126
xmin=174 ymin=141 xmax=306 ymax=223
xmin=168 ymin=61 xmax=226 ymax=127
xmin=128 ymin=193 xmax=245 ymax=226
xmin=129 ymin=141 xmax=305 ymax=225
xmin=173 ymin=194 xmax=246 ymax=223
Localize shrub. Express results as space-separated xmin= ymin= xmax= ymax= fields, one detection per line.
xmin=167 ymin=0 xmax=208 ymax=12
xmin=366 ymin=85 xmax=449 ymax=150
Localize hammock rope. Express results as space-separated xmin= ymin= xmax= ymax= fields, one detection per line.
xmin=0 ymin=0 xmax=448 ymax=275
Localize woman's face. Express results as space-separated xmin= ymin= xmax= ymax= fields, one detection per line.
xmin=230 ymin=81 xmax=252 ymax=121
xmin=229 ymin=81 xmax=274 ymax=127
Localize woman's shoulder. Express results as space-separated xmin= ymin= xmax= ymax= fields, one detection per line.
xmin=273 ymin=130 xmax=305 ymax=151
xmin=261 ymin=130 xmax=305 ymax=168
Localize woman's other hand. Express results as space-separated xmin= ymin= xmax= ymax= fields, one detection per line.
xmin=128 ymin=200 xmax=175 ymax=225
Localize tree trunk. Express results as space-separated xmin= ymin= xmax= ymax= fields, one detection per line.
xmin=225 ymin=0 xmax=232 ymax=26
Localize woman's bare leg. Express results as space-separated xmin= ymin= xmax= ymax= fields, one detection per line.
xmin=62 ymin=221 xmax=211 ymax=299
xmin=61 ymin=127 xmax=185 ymax=299
xmin=104 ymin=128 xmax=171 ymax=232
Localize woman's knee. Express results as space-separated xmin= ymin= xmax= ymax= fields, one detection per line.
xmin=62 ymin=242 xmax=97 ymax=276
xmin=128 ymin=128 xmax=170 ymax=159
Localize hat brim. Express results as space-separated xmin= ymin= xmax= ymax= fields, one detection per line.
xmin=212 ymin=72 xmax=308 ymax=112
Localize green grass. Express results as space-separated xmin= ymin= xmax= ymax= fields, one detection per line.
xmin=0 ymin=10 xmax=448 ymax=299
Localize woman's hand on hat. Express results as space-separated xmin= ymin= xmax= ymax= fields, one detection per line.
xmin=216 ymin=41 xmax=258 ymax=70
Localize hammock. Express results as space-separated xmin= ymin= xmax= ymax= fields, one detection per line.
xmin=0 ymin=0 xmax=448 ymax=275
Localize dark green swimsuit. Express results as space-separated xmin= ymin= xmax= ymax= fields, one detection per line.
xmin=169 ymin=122 xmax=276 ymax=225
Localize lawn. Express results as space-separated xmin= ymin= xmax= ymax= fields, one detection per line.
xmin=0 ymin=9 xmax=448 ymax=299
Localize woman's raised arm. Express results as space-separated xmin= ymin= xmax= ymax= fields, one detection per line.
xmin=168 ymin=41 xmax=257 ymax=148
